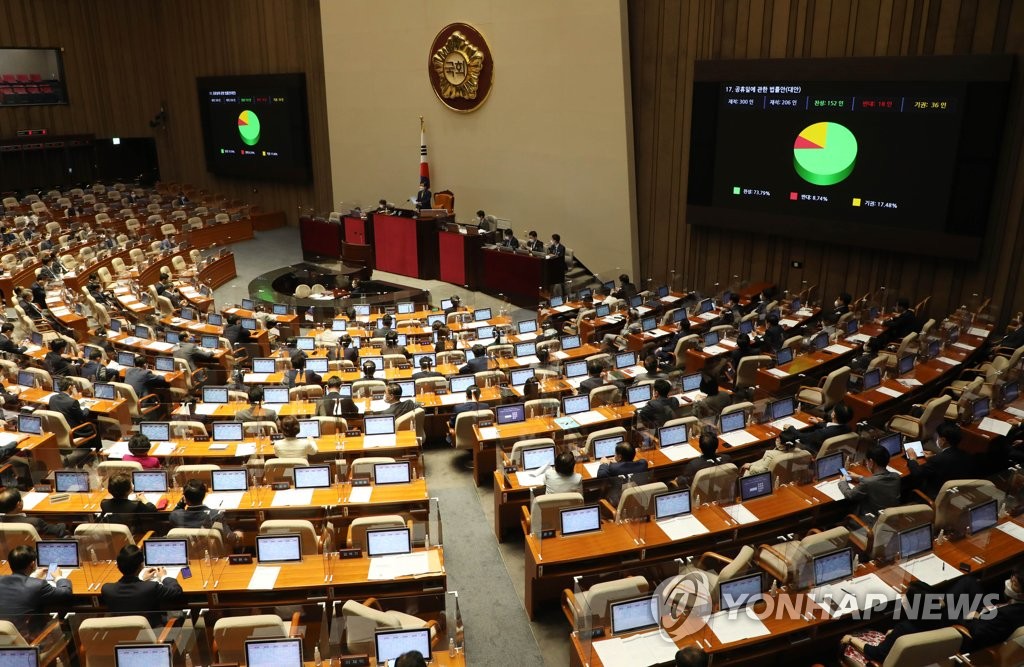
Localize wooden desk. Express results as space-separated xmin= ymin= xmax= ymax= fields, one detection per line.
xmin=754 ymin=340 xmax=860 ymax=397
xmin=480 ymin=246 xmax=565 ymax=307
xmin=223 ymin=306 xmax=300 ymax=339
xmin=162 ymin=315 xmax=271 ymax=356
xmin=16 ymin=386 xmax=131 ymax=431
xmin=134 ymin=431 xmax=421 ymax=461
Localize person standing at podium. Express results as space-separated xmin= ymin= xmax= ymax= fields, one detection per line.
xmin=548 ymin=234 xmax=567 ymax=268
xmin=525 ymin=231 xmax=545 ymax=252
xmin=414 ymin=179 xmax=432 ymax=210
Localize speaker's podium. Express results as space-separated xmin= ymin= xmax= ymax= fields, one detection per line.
xmin=370 ymin=210 xmax=441 ymax=280
xmin=299 ymin=215 xmax=343 ymax=260
xmin=437 ymin=223 xmax=489 ymax=290
xmin=480 ymin=245 xmax=566 ymax=307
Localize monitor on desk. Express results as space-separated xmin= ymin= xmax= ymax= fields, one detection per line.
xmin=255 ymin=534 xmax=302 ymax=563
xmin=560 ymin=334 xmax=581 ymax=351
xmin=719 ymin=572 xmax=764 ymax=611
xmin=680 ymin=373 xmax=702 ymax=393
xmin=93 ymin=382 xmax=116 ymax=400
xmin=878 ymin=432 xmax=903 ymax=457
xmin=306 ymin=358 xmax=329 ymax=374
xmin=296 ymin=419 xmax=320 ymax=439
xmin=211 ymin=468 xmax=249 ymax=492
xmin=968 ymin=499 xmax=999 ymax=535
xmin=559 ymin=505 xmax=601 ymax=536
xmin=140 ymin=421 xmax=171 ymax=442
xmin=475 ymin=325 xmax=495 ymax=341
xmin=295 ymin=336 xmax=315 ymax=351
xmin=769 ymin=396 xmax=795 ymax=420
xmin=615 ymin=351 xmax=637 ymax=369
xmin=142 ymin=538 xmax=189 ymax=567
xmin=117 ymin=351 xmax=135 ymax=367
xmin=897 ymin=354 xmax=915 ymax=376
xmin=203 ymin=386 xmax=228 ymax=404
xmin=293 ymin=465 xmax=331 ymax=489
xmin=200 ymin=334 xmax=219 ymax=349
xmin=659 ymin=424 xmax=688 ymax=448
xmin=591 ymin=303 xmax=609 ymax=318
xmin=361 ymin=355 xmax=384 ymax=373
xmin=155 ymin=356 xmax=175 ymax=372
xmin=273 ymin=304 xmax=290 ymax=316
xmin=520 ymin=445 xmax=556 ymax=471
xmin=697 ymin=298 xmax=714 ymax=314
xmin=1004 ymin=381 xmax=1020 ymax=404
xmin=440 ymin=299 xmax=454 ymax=310
xmin=898 ymin=523 xmax=933 ymax=560
xmin=515 ymin=341 xmax=537 ymax=358
xmin=656 ymin=285 xmax=670 ymax=298
xmin=0 ymin=647 xmax=38 ymax=667
xmin=510 ymin=367 xmax=535 ymax=387
xmin=775 ymin=346 xmax=794 ymax=366
xmin=628 ymin=295 xmax=643 ymax=309
xmin=626 ymin=383 xmax=652 ymax=406
xmin=564 ymin=360 xmax=588 ymax=379
xmin=252 ymin=357 xmax=276 ymax=374
xmin=703 ymin=331 xmax=720 ymax=347
xmin=373 ymin=461 xmax=411 ymax=485
xmin=740 ymin=471 xmax=773 ymax=502
xmin=244 ymin=638 xmax=303 ymax=667
xmin=641 ymin=316 xmax=657 ymax=332
xmin=449 ymin=375 xmax=477 ymax=394
xmin=364 ymin=415 xmax=396 ymax=436
xmin=397 ymin=301 xmax=415 ymax=314
xmin=114 ymin=644 xmax=172 ymax=667
xmin=578 ymin=287 xmax=593 ymax=301
xmin=54 ymin=470 xmax=89 ymax=492
xmin=720 ymin=410 xmax=746 ymax=434
xmin=813 ymin=548 xmax=854 ymax=587
xmin=845 ymin=319 xmax=859 ymax=336
xmin=496 ymin=403 xmax=526 ymax=425
xmin=972 ymin=396 xmax=990 ymax=422
xmin=212 ymin=421 xmax=243 ymax=442
xmin=474 ymin=307 xmax=492 ymax=322
xmin=263 ymin=385 xmax=289 ymax=404
xmin=562 ymin=394 xmax=590 ymax=416
xmin=332 ymin=318 xmax=347 ymax=331
xmin=353 ymin=304 xmax=370 ymax=317
xmin=366 ymin=527 xmax=411 ymax=557
xmin=164 ymin=331 xmax=180 ymax=344
xmin=374 ymin=629 xmax=431 ymax=666
xmin=549 ymin=295 xmax=565 ymax=308
xmin=36 ymin=540 xmax=80 ymax=568
xmin=17 ymin=414 xmax=42 ymax=435
xmin=609 ymin=595 xmax=659 ymax=636
xmin=811 ymin=332 xmax=829 ymax=351
xmin=926 ymin=339 xmax=941 ymax=359
xmin=133 ymin=324 xmax=150 ymax=339
xmin=241 ymin=318 xmax=257 ymax=331
xmin=109 ymin=319 xmax=122 ymax=334
xmin=517 ymin=319 xmax=538 ymax=335
xmin=654 ymin=489 xmax=691 ymax=520
xmin=133 ymin=470 xmax=168 ymax=493
xmin=862 ymin=367 xmax=882 ymax=391
xmin=241 ymin=298 xmax=254 ymax=310
xmin=592 ymin=436 xmax=621 ymax=460
xmin=815 ymin=452 xmax=845 ymax=481
xmin=207 ymin=313 xmax=223 ymax=326
xmin=412 ymin=352 xmax=435 ymax=368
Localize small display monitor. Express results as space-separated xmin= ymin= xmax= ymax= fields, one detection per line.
xmin=517 ymin=319 xmax=538 ymax=335
xmin=241 ymin=298 xmax=255 ymax=310
xmin=654 ymin=490 xmax=691 ymax=520
xmin=474 ymin=308 xmax=492 ymax=322
xmin=240 ymin=318 xmax=257 ymax=331
xmin=17 ymin=414 xmax=42 ymax=435
xmin=293 ymin=465 xmax=331 ymax=489
xmin=878 ymin=432 xmax=903 ymax=457
xmin=628 ymin=295 xmax=643 ymax=308
xmin=117 ymin=351 xmax=136 ymax=367
xmin=562 ymin=394 xmax=590 ymax=416
xmin=703 ymin=331 xmax=720 ymax=347
xmin=897 ymin=354 xmax=915 ymax=376
xmin=94 ymin=383 xmax=116 ymax=400
xmin=255 ymin=534 xmax=302 ymax=563
xmin=332 ymin=318 xmax=348 ymax=331
xmin=134 ymin=324 xmax=150 ymax=339
xmin=738 ymin=319 xmax=754 ymax=335
xmin=0 ymin=648 xmax=39 ymax=667
xmin=559 ymin=505 xmax=602 ymax=536
xmin=969 ymin=500 xmax=998 ymax=534
xmin=295 ymin=336 xmax=315 ymax=351
xmin=592 ymin=436 xmax=621 ymax=460
xmin=142 ymin=538 xmax=189 ymax=566
xmin=496 ymin=403 xmax=526 ymax=425
xmin=521 ymin=445 xmax=556 ymax=471
xmin=114 ymin=644 xmax=172 ymax=667
xmin=476 ymin=325 xmax=495 ymax=340
xmin=201 ymin=334 xmax=219 ymax=349
xmin=719 ymin=572 xmax=764 ymax=611
xmin=273 ymin=303 xmax=289 ymax=316
xmin=898 ymin=523 xmax=933 ymax=560
xmin=306 ymin=358 xmax=329 ymax=374
xmin=440 ymin=299 xmax=454 ymax=310
xmin=207 ymin=313 xmax=223 ymax=326
xmin=140 ymin=421 xmax=170 ymax=442
xmin=374 ymin=629 xmax=431 ymax=666
xmin=549 ymin=295 xmax=565 ymax=307
xmin=972 ymin=397 xmax=990 ymax=421
xmin=263 ymin=386 xmax=289 ymax=404
xmin=17 ymin=370 xmax=35 ymax=387
xmin=681 ymin=373 xmax=702 ymax=392
xmin=374 ymin=461 xmax=412 ymax=485
xmin=364 ymin=415 xmax=396 ymax=436
xmin=657 ymin=285 xmax=670 ymax=298
xmin=813 ymin=548 xmax=854 ymax=587
xmin=811 ymin=332 xmax=829 ymax=350
xmin=627 ymin=384 xmax=652 ymax=405
xmin=610 ymin=595 xmax=659 ymax=636
xmin=659 ymin=424 xmax=688 ymax=448
xmin=776 ymin=347 xmax=794 ymax=366
xmin=449 ymin=375 xmax=477 ymax=393
xmin=109 ymin=319 xmax=122 ymax=333
xmin=862 ymin=367 xmax=882 ymax=391
xmin=513 ymin=341 xmax=536 ymax=359
xmin=615 ymin=351 xmax=637 ymax=369
xmin=36 ymin=540 xmax=80 ymax=568
xmin=720 ymin=410 xmax=746 ymax=434
xmin=510 ymin=367 xmax=535 ymax=386
xmin=366 ymin=527 xmax=411 ymax=557
xmin=296 ymin=419 xmax=321 ymax=439
xmin=595 ymin=304 xmax=611 ymax=317
xmin=739 ymin=471 xmax=772 ymax=502
xmin=426 ymin=313 xmax=445 ymax=327
xmin=252 ymin=357 xmax=276 ymax=374
xmin=815 ymin=452 xmax=845 ymax=480
xmin=154 ymin=356 xmax=175 ymax=372
xmin=133 ymin=470 xmax=168 ymax=493
xmin=244 ymin=638 xmax=302 ymax=667
xmin=1004 ymin=381 xmax=1020 ymax=403
xmin=54 ymin=470 xmax=89 ymax=492
xmin=698 ymin=298 xmax=714 ymax=314
xmin=560 ymin=334 xmax=581 ymax=350
xmin=641 ymin=316 xmax=657 ymax=332
xmin=203 ymin=386 xmax=228 ymax=403
xmin=165 ymin=331 xmax=181 ymax=344
xmin=769 ymin=396 xmax=795 ymax=420
xmin=211 ymin=468 xmax=249 ymax=491
xmin=564 ymin=360 xmax=588 ymax=378
xmin=397 ymin=301 xmax=415 ymax=314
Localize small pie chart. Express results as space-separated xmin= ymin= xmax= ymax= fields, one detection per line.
xmin=793 ymin=121 xmax=857 ymax=186
xmin=237 ymin=110 xmax=261 ymax=146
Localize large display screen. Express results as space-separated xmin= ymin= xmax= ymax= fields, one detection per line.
xmin=196 ymin=73 xmax=312 ymax=183
xmin=687 ymin=56 xmax=1012 ymax=259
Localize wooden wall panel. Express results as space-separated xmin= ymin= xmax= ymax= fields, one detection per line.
xmin=629 ymin=0 xmax=1024 ymax=327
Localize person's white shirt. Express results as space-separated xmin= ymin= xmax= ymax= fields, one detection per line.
xmin=273 ymin=437 xmax=317 ymax=459
xmin=537 ymin=463 xmax=582 ymax=494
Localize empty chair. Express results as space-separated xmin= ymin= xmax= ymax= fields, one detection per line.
xmin=450 ymin=409 xmax=492 ymax=450
xmin=263 ymin=458 xmax=307 ymax=483
xmin=294 ymin=284 xmax=311 ymax=298
xmin=215 ymin=213 xmax=230 ymax=223
xmin=509 ymin=438 xmax=557 ymax=466
xmin=691 ymin=463 xmax=739 ymax=505
xmin=797 ymin=366 xmax=851 ymax=414
xmin=74 ymin=523 xmax=135 ymax=561
xmin=341 ymin=599 xmax=437 ymax=656
xmin=887 ymin=395 xmax=951 ymax=446
xmin=755 ymin=526 xmax=850 ymax=586
xmin=167 ymin=527 xmax=226 ymax=558
xmin=603 ymin=481 xmax=667 ymax=521
xmin=668 ymin=546 xmax=756 ymax=612
xmin=172 ymin=463 xmax=219 ymax=487
xmin=932 ymin=479 xmax=1003 ymax=533
xmin=259 ymin=519 xmax=320 ymax=555
xmin=734 ymin=355 xmax=773 ymax=390
xmin=817 ymin=432 xmax=859 ymax=460
xmin=96 ymin=460 xmax=143 ymax=480
xmin=0 ymin=523 xmax=41 ymax=560
xmin=562 ymin=575 xmax=650 ymax=628
xmin=847 ymin=503 xmax=934 ymax=560
xmin=524 ymin=398 xmax=560 ymax=418
xmin=212 ymin=615 xmax=293 ymax=665
xmin=350 ymin=456 xmax=395 ymax=478
xmin=351 ymin=379 xmax=386 ymax=398
xmin=526 ymin=492 xmax=583 ymax=536
xmin=78 ymin=616 xmax=162 ymax=667
xmin=347 ymin=515 xmax=408 ymax=549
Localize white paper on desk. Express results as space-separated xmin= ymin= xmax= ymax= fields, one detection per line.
xmin=897 ymin=378 xmax=923 ymax=387
xmin=515 ymin=355 xmax=540 ymax=366
xmin=367 ymin=551 xmax=431 ymax=580
xmin=153 ymin=442 xmax=177 ymax=456
xmin=968 ymin=327 xmax=990 ymax=338
xmin=0 ymin=433 xmax=25 ymax=448
xmin=193 ymin=403 xmax=220 ymax=415
xmin=347 ymin=486 xmax=373 ymax=503
xmin=899 ymin=553 xmax=961 ymax=587
xmin=936 ymin=356 xmax=961 ymax=366
xmin=661 ymin=443 xmax=701 ymax=462
xmin=514 ymin=470 xmax=544 ymax=487
xmin=362 ymin=434 xmax=395 ymax=448
xmin=996 ymin=521 xmax=1024 ymax=542
xmin=582 ymin=461 xmax=602 ymax=478
xmin=205 ymin=491 xmax=243 ymax=510
xmin=814 ymin=479 xmax=847 ymax=502
xmin=368 ymin=399 xmax=390 ymax=413
xmin=20 ymin=491 xmax=48 ymax=510
xmin=437 ymin=393 xmax=464 ymax=406
xmin=636 ymin=306 xmax=653 ymax=316
xmin=779 ymin=318 xmax=800 ymax=328
xmin=698 ymin=312 xmax=717 ymax=321
xmin=272 ymin=488 xmax=314 ymax=507
xmin=724 ymin=504 xmax=758 ymax=524
xmin=477 ymin=427 xmax=499 ymax=441
xmin=551 ymin=350 xmax=569 ymax=360
xmin=1007 ymin=407 xmax=1024 ymax=420
xmin=766 ymin=368 xmax=789 ymax=378
xmin=104 ymin=440 xmax=132 ymax=459
xmin=553 ymin=305 xmax=574 ymax=313
xmin=720 ymin=430 xmax=759 ymax=448
xmin=243 ymin=373 xmax=270 ymax=383
xmin=595 ymin=630 xmax=679 ymax=667
xmin=979 ymin=417 xmax=1013 ymax=436
xmin=248 ymin=566 xmax=280 ymax=590
xmin=657 ymin=514 xmax=710 ymax=540
xmin=848 ymin=333 xmax=871 ymax=344
xmin=825 ymin=344 xmax=852 ymax=354
xmin=573 ymin=410 xmax=605 ymax=426
xmin=876 ymin=386 xmax=905 ymax=398
xmin=702 ymin=344 xmax=728 ymax=356
xmin=208 ymin=442 xmax=229 ymax=450
xmin=770 ymin=416 xmax=806 ymax=431
xmin=235 ymin=442 xmax=257 ymax=457
xmin=515 ymin=332 xmax=538 ymax=341
xmin=707 ymin=608 xmax=771 ymax=644
xmin=146 ymin=341 xmax=175 ymax=352
xmin=662 ymin=295 xmax=680 ymax=303
xmin=121 ymin=336 xmax=141 ymax=345
xmin=811 ymin=572 xmax=899 ymax=618
xmin=953 ymin=342 xmax=977 ymax=351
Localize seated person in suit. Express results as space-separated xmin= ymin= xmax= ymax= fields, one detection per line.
xmin=825 ymin=291 xmax=853 ymax=324
xmin=80 ymin=348 xmax=104 ymax=382
xmin=533 ymin=348 xmax=560 ymax=374
xmin=596 ymin=441 xmax=649 ymax=479
xmin=396 ymin=652 xmax=428 ymax=667
xmin=741 ymin=436 xmax=799 ymax=477
xmin=0 ymin=488 xmax=67 ymax=537
xmin=125 ymin=355 xmax=170 ymax=402
xmin=675 ymin=647 xmax=709 ymax=667
xmin=838 ymin=444 xmax=901 ymax=518
xmin=779 ymin=402 xmax=852 ymax=455
xmin=759 ymin=311 xmax=785 ymax=352
xmin=100 ymin=472 xmax=158 ymax=530
xmin=382 ymin=331 xmax=409 ymax=358
xmin=637 ymin=379 xmax=677 ymax=428
xmin=906 ymin=422 xmax=980 ymax=498
xmin=361 ymin=358 xmax=379 ymax=379
xmin=234 ymin=386 xmax=278 ymax=424
xmin=0 ymin=322 xmax=26 ymax=355
xmin=691 ymin=375 xmax=731 ymax=420
xmin=101 ymin=544 xmax=182 ymax=626
xmin=372 ymin=315 xmax=393 ymax=339
xmin=500 ymin=228 xmax=519 ymax=249
xmin=170 ymin=479 xmax=243 ymax=546
xmin=339 ymin=335 xmax=359 ymax=365
xmin=875 ymin=296 xmax=918 ymax=347
xmin=474 ymin=210 xmax=495 ymax=232
xmin=728 ymin=334 xmax=757 ymax=372
xmin=123 ymin=432 xmax=160 ymax=469
xmin=612 ymin=274 xmax=638 ymax=300
xmin=450 ymin=385 xmax=484 ymax=427
xmin=273 ymin=415 xmax=317 ymax=459
xmin=375 ymin=382 xmax=419 ymax=418
xmin=678 ymin=431 xmax=730 ymax=488
xmin=524 ymin=230 xmax=545 ymax=252
xmin=318 ymin=376 xmax=359 ymax=418
xmin=578 ymin=360 xmax=608 ymax=395
xmin=458 ymin=344 xmax=489 ymax=374
xmin=633 ymin=354 xmax=668 ymax=383
xmin=174 ymin=331 xmax=215 ymax=371
xmin=286 ymin=352 xmax=322 ymax=387
xmin=44 ymin=338 xmax=81 ymax=378
xmin=223 ymin=314 xmax=252 ymax=346
xmin=48 ymin=376 xmax=100 ymax=451
xmin=411 ymin=357 xmax=443 ymax=380
xmin=0 ymin=545 xmax=73 ymax=635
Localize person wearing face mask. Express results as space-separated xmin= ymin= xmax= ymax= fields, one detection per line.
xmin=414 ymin=179 xmax=432 ymax=210
xmin=826 ymin=292 xmax=853 ymax=324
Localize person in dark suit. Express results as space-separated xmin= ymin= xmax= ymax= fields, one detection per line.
xmin=155 ymin=278 xmax=180 ymax=308
xmin=638 ymin=379 xmax=677 ymax=428
xmin=317 ymin=377 xmax=359 ymax=418
xmin=169 ymin=479 xmax=242 ymax=546
xmin=411 ymin=357 xmax=443 ymax=380
xmin=760 ymin=311 xmax=785 ymax=352
xmin=369 ymin=314 xmax=393 ymax=339
xmin=339 ymin=335 xmax=359 ymax=365
xmin=374 ymin=382 xmax=419 ymax=418
xmin=174 ymin=331 xmax=215 ymax=371
xmin=0 ymin=545 xmax=73 ymax=634
xmin=44 ymin=339 xmax=80 ymax=378
xmin=612 ymin=274 xmax=638 ymax=300
xmin=548 ymin=233 xmax=567 ymax=269
xmin=524 ymin=230 xmax=545 ymax=252
xmin=395 ymin=652 xmax=428 ymax=667
xmin=0 ymin=322 xmax=26 ymax=355
xmin=158 ymin=234 xmax=175 ymax=253
xmin=596 ymin=442 xmax=650 ymax=504
xmin=223 ymin=315 xmax=251 ymax=346
xmin=285 ymin=353 xmax=322 ymax=387
xmin=677 ymin=431 xmax=730 ymax=488
xmin=80 ymin=348 xmax=104 ymax=382
xmin=675 ymin=646 xmax=709 ymax=667
xmin=458 ymin=344 xmax=490 ymax=374
xmin=633 ymin=355 xmax=669 ymax=383
xmin=877 ymin=297 xmax=918 ymax=347
xmin=783 ymin=403 xmax=853 ymax=455
xmin=101 ymin=544 xmax=182 ymax=626
xmin=100 ymin=474 xmax=158 ymax=531
xmin=906 ymin=422 xmax=980 ymax=498
xmin=578 ymin=360 xmax=608 ymax=395
xmin=17 ymin=288 xmax=43 ymax=320
xmin=450 ymin=385 xmax=484 ymax=426
xmin=825 ymin=292 xmax=853 ymax=324
xmin=48 ymin=377 xmax=100 ymax=450
xmin=838 ymin=444 xmax=901 ymax=518
xmin=0 ymin=489 xmax=67 ymax=537
xmin=126 ymin=355 xmax=170 ymax=400
xmin=414 ymin=180 xmax=432 ymax=210
xmin=500 ymin=228 xmax=519 ymax=249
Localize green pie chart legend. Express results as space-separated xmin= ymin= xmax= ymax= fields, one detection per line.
xmin=793 ymin=121 xmax=857 ymax=186
xmin=237 ymin=110 xmax=261 ymax=146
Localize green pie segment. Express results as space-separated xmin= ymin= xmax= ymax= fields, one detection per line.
xmin=237 ymin=110 xmax=261 ymax=147
xmin=793 ymin=121 xmax=857 ymax=186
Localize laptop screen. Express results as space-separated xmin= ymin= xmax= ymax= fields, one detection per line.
xmin=703 ymin=331 xmax=720 ymax=347
xmin=201 ymin=334 xmax=219 ymax=349
xmin=114 ymin=645 xmax=172 ymax=667
xmin=816 ymin=452 xmax=844 ymax=480
xmin=898 ymin=524 xmax=933 ymax=560
xmin=698 ymin=298 xmax=713 ymax=314
xmin=273 ymin=304 xmax=290 ymax=316
xmin=595 ymin=304 xmax=611 ymax=318
xmin=140 ymin=421 xmax=170 ymax=442
xmin=811 ymin=332 xmax=829 ymax=350
xmin=244 ymin=639 xmax=303 ymax=667
xmin=397 ymin=302 xmax=415 ymax=314
xmin=241 ymin=318 xmax=257 ymax=331
xmin=560 ymin=334 xmax=581 ymax=350
xmin=207 ymin=313 xmax=224 ymax=326
xmin=565 ymin=360 xmax=588 ymax=379
xmin=306 ymin=358 xmax=329 ymax=374
xmin=293 ymin=465 xmax=331 ymax=489
xmin=17 ymin=414 xmax=41 ymax=435
xmin=515 ymin=341 xmax=537 ymax=357
xmin=449 ymin=375 xmax=476 ymax=393
xmin=776 ymin=347 xmax=794 ymax=366
xmin=496 ymin=403 xmax=526 ymax=424
xmin=972 ymin=397 xmax=990 ymax=421
xmin=332 ymin=318 xmax=348 ymax=331
xmin=94 ymin=382 xmax=116 ymax=400
xmin=373 ymin=462 xmax=412 ymax=485
xmin=654 ymin=490 xmax=691 ymax=520
xmin=510 ymin=368 xmax=535 ymax=386
xmin=549 ymin=295 xmax=565 ymax=307
xmin=353 ymin=304 xmax=370 ymax=317
xmin=897 ymin=354 xmax=915 ymax=376
xmin=212 ymin=421 xmax=242 ymax=441
xmin=133 ymin=470 xmax=168 ymax=493
xmin=134 ymin=325 xmax=150 ymax=339
xmin=143 ymin=538 xmax=189 ymax=566
xmin=627 ymin=384 xmax=652 ymax=405
xmin=641 ymin=316 xmax=657 ymax=332
xmin=517 ymin=319 xmax=538 ymax=334
xmin=374 ymin=629 xmax=431 ymax=666
xmin=681 ymin=373 xmax=702 ymax=392
xmin=211 ymin=468 xmax=249 ymax=491
xmin=610 ymin=595 xmax=659 ymax=636
xmin=719 ymin=572 xmax=763 ymax=611
xmin=296 ymin=419 xmax=321 ymax=439
xmin=562 ymin=394 xmax=590 ymax=415
xmin=364 ymin=415 xmax=396 ymax=435
xmin=969 ymin=500 xmax=998 ymax=534
xmin=592 ymin=436 xmax=621 ymax=460
xmin=165 ymin=331 xmax=181 ymax=344
xmin=54 ymin=470 xmax=90 ymax=492
xmin=241 ymin=298 xmax=255 ymax=310
xmin=739 ymin=471 xmax=772 ymax=502
xmin=560 ymin=505 xmax=601 ymax=536
xmin=862 ymin=367 xmax=881 ymax=390
xmin=615 ymin=351 xmax=637 ymax=369
xmin=475 ymin=325 xmax=495 ymax=340
xmin=769 ymin=396 xmax=795 ymax=420
xmin=474 ymin=308 xmax=492 ymax=321
xmin=366 ymin=527 xmax=411 ymax=556
xmin=813 ymin=548 xmax=854 ymax=587
xmin=252 ymin=357 xmax=276 ymax=373
xmin=295 ymin=336 xmax=315 ymax=351
xmin=521 ymin=445 xmax=556 ymax=471
xmin=117 ymin=351 xmax=135 ymax=366
xmin=878 ymin=432 xmax=902 ymax=457
xmin=738 ymin=319 xmax=754 ymax=335
xmin=36 ymin=540 xmax=80 ymax=567
xmin=659 ymin=424 xmax=688 ymax=448
xmin=263 ymin=386 xmax=289 ymax=404
xmin=255 ymin=534 xmax=302 ymax=563
xmin=720 ymin=410 xmax=746 ymax=434
xmin=155 ymin=356 xmax=175 ymax=372
xmin=0 ymin=648 xmax=38 ymax=667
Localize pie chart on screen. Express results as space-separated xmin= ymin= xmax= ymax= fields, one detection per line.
xmin=793 ymin=121 xmax=857 ymax=186
xmin=237 ymin=110 xmax=261 ymax=146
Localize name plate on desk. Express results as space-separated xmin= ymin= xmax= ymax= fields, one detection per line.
xmin=435 ymin=388 xmax=448 ymax=395
xmin=271 ymin=482 xmax=290 ymax=490
xmin=541 ymin=529 xmax=556 ymax=539
xmin=193 ymin=435 xmax=210 ymax=442
xmin=340 ymin=656 xmax=369 ymax=667
xmin=580 ymin=627 xmax=605 ymax=639
xmin=270 ymin=433 xmax=284 ymax=441
xmin=228 ymin=554 xmax=253 ymax=565
xmin=346 ymin=429 xmax=361 ymax=437
xmin=338 ymin=548 xmax=362 ymax=559
xmin=398 ymin=364 xmax=411 ymax=370
xmin=478 ymin=420 xmax=494 ymax=428
xmin=503 ymin=464 xmax=517 ymax=475
xmin=351 ymin=478 xmax=370 ymax=487
xmin=34 ymin=483 xmax=52 ymax=493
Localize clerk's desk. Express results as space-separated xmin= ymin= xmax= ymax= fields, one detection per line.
xmin=491 ymin=411 xmax=821 ymax=541
xmin=568 ymin=515 xmax=1024 ymax=667
xmin=522 ymin=456 xmax=915 ymax=619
